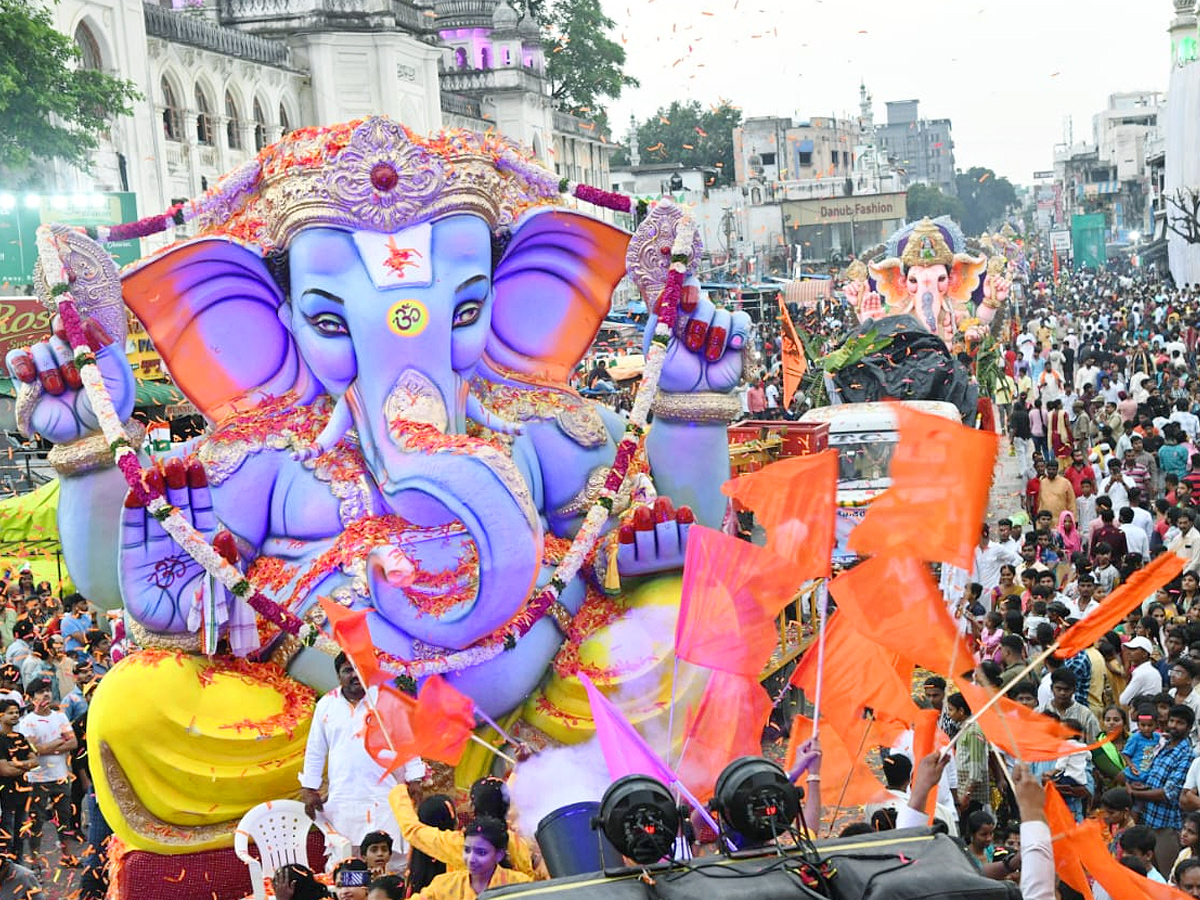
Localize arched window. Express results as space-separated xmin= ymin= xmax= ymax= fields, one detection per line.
xmin=253 ymin=98 xmax=267 ymax=151
xmin=480 ymin=47 xmax=490 ymax=69
xmin=161 ymin=77 xmax=181 ymax=141
xmin=503 ymin=48 xmax=511 ymax=66
xmin=195 ymin=85 xmax=214 ymax=146
xmin=454 ymin=47 xmax=468 ymax=69
xmin=74 ymin=22 xmax=102 ymax=70
xmin=225 ymin=91 xmax=242 ymax=150
xmin=278 ymin=103 xmax=290 ymax=137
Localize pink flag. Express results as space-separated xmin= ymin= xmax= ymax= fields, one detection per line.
xmin=579 ymin=673 xmax=724 ymax=838
xmin=579 ymin=673 xmax=676 ymax=784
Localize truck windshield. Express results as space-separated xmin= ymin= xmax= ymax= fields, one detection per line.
xmin=831 ymin=434 xmax=897 ymax=489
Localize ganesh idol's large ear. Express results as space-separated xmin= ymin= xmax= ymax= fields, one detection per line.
xmin=947 ymin=252 xmax=988 ymax=304
xmin=121 ymin=237 xmax=319 ymax=423
xmin=487 ymin=209 xmax=630 ymax=383
xmin=868 ymin=258 xmax=907 ymax=311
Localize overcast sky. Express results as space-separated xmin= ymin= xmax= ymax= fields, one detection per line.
xmin=604 ymin=0 xmax=1172 ymax=186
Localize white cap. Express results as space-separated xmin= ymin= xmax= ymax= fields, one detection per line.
xmin=1125 ymin=636 xmax=1154 ymax=654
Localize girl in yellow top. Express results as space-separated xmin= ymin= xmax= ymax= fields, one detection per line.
xmin=411 ymin=816 xmax=532 ymax=900
xmin=389 ymin=778 xmax=541 ymax=879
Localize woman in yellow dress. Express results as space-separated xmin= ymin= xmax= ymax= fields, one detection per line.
xmin=411 ymin=817 xmax=531 ymax=900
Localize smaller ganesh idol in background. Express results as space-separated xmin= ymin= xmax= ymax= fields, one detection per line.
xmin=843 ymin=216 xmax=1011 ymax=348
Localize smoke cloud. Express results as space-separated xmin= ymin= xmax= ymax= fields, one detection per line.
xmin=508 ymin=739 xmax=613 ymax=840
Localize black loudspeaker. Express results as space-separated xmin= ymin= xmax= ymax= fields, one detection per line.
xmin=484 ymin=828 xmax=1021 ymax=900
xmin=535 ymin=802 xmax=625 ymax=878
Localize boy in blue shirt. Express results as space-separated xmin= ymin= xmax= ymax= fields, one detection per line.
xmin=1122 ymin=704 xmax=1162 ymax=782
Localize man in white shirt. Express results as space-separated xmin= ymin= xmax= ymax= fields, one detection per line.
xmin=994 ymin=518 xmax=1021 ymax=556
xmin=1126 ymin=490 xmax=1155 ymax=542
xmin=299 ymin=653 xmax=418 ymax=849
xmin=1099 ymin=462 xmax=1131 ymax=512
xmin=971 ymin=524 xmax=1022 ymax=593
xmin=1171 ymin=399 xmax=1200 ymax=442
xmin=17 ymin=677 xmax=78 ymax=857
xmin=1171 ymin=508 xmax=1200 ymax=573
xmin=1120 ymin=637 xmax=1165 ymax=709
xmin=1118 ymin=507 xmax=1151 ymax=562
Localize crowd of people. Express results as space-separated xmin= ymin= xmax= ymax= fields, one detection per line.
xmin=892 ymin=255 xmax=1200 ymax=897
xmin=0 ymin=567 xmax=116 ymax=898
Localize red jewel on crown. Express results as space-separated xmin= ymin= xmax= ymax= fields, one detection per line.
xmin=370 ymin=162 xmax=399 ymax=192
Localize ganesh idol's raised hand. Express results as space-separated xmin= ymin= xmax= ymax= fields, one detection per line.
xmin=643 ymin=280 xmax=754 ymax=394
xmin=5 ymin=316 xmax=136 ymax=445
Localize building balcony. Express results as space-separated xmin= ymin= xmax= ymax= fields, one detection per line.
xmin=439 ymin=67 xmax=549 ymax=97
xmin=440 ymin=92 xmax=486 ymax=121
xmin=217 ymin=0 xmax=428 ymax=34
xmin=146 ymin=2 xmax=292 ymax=68
xmin=552 ymin=111 xmax=606 ymax=143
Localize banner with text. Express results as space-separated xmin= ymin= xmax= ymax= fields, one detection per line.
xmin=784 ymin=192 xmax=907 ymax=228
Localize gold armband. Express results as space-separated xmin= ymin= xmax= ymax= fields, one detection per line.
xmin=47 ymin=422 xmax=146 ymax=478
xmin=650 ymin=391 xmax=742 ymax=424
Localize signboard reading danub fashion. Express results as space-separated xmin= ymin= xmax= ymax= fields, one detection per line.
xmin=785 ymin=192 xmax=908 ymax=227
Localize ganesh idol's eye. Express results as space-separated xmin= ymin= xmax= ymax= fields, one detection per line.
xmin=452 ymin=300 xmax=483 ymax=328
xmin=305 ymin=311 xmax=349 ymax=337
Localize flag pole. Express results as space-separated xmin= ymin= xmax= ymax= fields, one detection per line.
xmin=811 ymin=580 xmax=830 ymax=739
xmin=943 ymin=643 xmax=1058 ymax=755
xmin=665 ymin=654 xmax=680 ymax=768
xmin=826 ymin=711 xmax=874 ymax=837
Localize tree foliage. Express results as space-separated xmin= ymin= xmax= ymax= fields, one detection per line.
xmin=610 ymin=100 xmax=742 ymax=186
xmin=539 ymin=0 xmax=637 ymax=127
xmin=953 ymin=166 xmax=1017 ymax=236
xmin=905 ymin=183 xmax=963 ymax=222
xmin=0 ymin=0 xmax=140 ymax=182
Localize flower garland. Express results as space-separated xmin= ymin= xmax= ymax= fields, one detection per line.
xmin=40 ymin=192 xmax=699 ymax=678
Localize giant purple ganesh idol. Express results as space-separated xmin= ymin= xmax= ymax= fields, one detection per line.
xmin=9 ymin=118 xmax=750 ymax=859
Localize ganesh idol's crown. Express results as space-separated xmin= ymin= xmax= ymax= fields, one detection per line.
xmin=191 ymin=117 xmax=564 ymax=251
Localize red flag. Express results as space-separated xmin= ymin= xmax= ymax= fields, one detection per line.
xmin=1044 ymin=783 xmax=1093 ymax=900
xmin=786 ymin=714 xmax=888 ymax=808
xmin=319 ymin=596 xmax=384 ymax=685
xmin=676 ymin=526 xmax=796 ymax=676
xmin=411 ymin=675 xmax=477 ymax=766
xmin=1056 ymin=552 xmax=1187 ymax=656
xmin=677 ymin=671 xmax=772 ymax=801
xmin=952 ymin=678 xmax=1103 ymax=762
xmin=790 ymin=611 xmax=918 ymax=746
xmin=847 ymin=405 xmax=999 ymax=569
xmin=721 ymin=450 xmax=837 ymax=579
xmin=777 ymin=291 xmax=808 ymax=410
xmin=362 ymin=684 xmax=418 ymax=776
xmin=830 ymin=554 xmax=973 ymax=677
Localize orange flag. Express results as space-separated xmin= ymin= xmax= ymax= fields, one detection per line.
xmin=319 ymin=596 xmax=384 ymax=685
xmin=677 ymin=671 xmax=772 ymax=801
xmin=362 ymin=684 xmax=419 ymax=776
xmin=1056 ymin=551 xmax=1187 ymax=656
xmin=777 ymin=290 xmax=808 ymax=409
xmin=676 ymin=526 xmax=797 ymax=676
xmin=830 ymin=554 xmax=974 ymax=677
xmin=411 ymin=675 xmax=477 ymax=766
xmin=790 ymin=611 xmax=918 ymax=746
xmin=1044 ymin=783 xmax=1093 ymax=900
xmin=1068 ymin=818 xmax=1191 ymax=900
xmin=847 ymin=405 xmax=999 ymax=569
xmin=786 ymin=714 xmax=888 ymax=808
xmin=721 ymin=450 xmax=837 ymax=579
xmin=952 ymin=678 xmax=1101 ymax=762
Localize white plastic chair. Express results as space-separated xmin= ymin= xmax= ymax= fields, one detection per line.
xmin=234 ymin=799 xmax=324 ymax=900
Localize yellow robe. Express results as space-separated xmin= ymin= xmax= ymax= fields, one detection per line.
xmin=412 ymin=867 xmax=532 ymax=900
xmin=390 ymin=783 xmax=541 ymax=879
